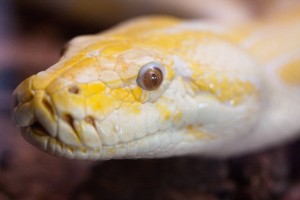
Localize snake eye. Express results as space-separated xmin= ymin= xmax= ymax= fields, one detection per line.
xmin=137 ymin=62 xmax=164 ymax=91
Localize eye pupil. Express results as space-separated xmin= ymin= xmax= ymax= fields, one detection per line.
xmin=143 ymin=69 xmax=161 ymax=89
xmin=151 ymin=72 xmax=158 ymax=85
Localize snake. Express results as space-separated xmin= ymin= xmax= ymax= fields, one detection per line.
xmin=12 ymin=5 xmax=300 ymax=160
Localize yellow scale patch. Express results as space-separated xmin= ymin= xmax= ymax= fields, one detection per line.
xmin=131 ymin=87 xmax=145 ymax=102
xmin=186 ymin=125 xmax=215 ymax=140
xmin=85 ymin=85 xmax=146 ymax=115
xmin=173 ymin=111 xmax=183 ymax=124
xmin=190 ymin=64 xmax=256 ymax=105
xmin=80 ymin=82 xmax=107 ymax=96
xmin=279 ymin=59 xmax=300 ymax=85
xmin=86 ymin=93 xmax=115 ymax=115
xmin=122 ymin=102 xmax=142 ymax=114
xmin=120 ymin=30 xmax=256 ymax=105
xmin=155 ymin=103 xmax=171 ymax=121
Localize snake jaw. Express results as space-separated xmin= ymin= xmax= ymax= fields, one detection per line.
xmin=12 ymin=96 xmax=52 ymax=152
xmin=13 ymin=104 xmax=49 ymax=152
xmin=20 ymin=124 xmax=50 ymax=152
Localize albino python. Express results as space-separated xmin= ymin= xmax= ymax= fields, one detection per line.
xmin=12 ymin=6 xmax=300 ymax=159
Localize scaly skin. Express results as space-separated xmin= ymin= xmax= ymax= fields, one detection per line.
xmin=12 ymin=8 xmax=300 ymax=159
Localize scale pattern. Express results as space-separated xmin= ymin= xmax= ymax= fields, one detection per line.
xmin=12 ymin=7 xmax=300 ymax=159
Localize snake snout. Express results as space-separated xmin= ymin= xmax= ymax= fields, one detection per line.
xmin=12 ymin=76 xmax=35 ymax=127
xmin=12 ymin=95 xmax=34 ymax=128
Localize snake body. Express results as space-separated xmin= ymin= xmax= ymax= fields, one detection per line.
xmin=13 ymin=6 xmax=300 ymax=159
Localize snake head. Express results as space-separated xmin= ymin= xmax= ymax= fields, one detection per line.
xmin=12 ymin=17 xmax=261 ymax=159
xmin=12 ymin=31 xmax=176 ymax=159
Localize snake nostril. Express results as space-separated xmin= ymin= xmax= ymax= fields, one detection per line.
xmin=68 ymin=85 xmax=80 ymax=94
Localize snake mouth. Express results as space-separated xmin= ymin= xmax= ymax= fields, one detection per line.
xmin=22 ymin=119 xmax=191 ymax=160
xmin=31 ymin=121 xmax=49 ymax=136
xmin=21 ymin=120 xmax=52 ymax=152
xmin=22 ymin=119 xmax=103 ymax=159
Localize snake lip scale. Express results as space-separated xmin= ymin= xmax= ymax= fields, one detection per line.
xmin=21 ymin=119 xmax=185 ymax=160
xmin=12 ymin=7 xmax=300 ymax=160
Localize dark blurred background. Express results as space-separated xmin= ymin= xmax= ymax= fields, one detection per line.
xmin=1 ymin=0 xmax=300 ymax=199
